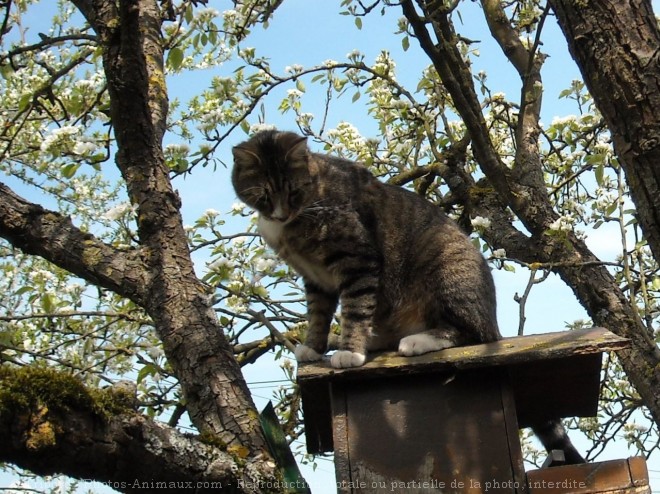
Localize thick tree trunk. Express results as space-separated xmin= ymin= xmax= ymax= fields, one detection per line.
xmin=0 ymin=0 xmax=281 ymax=489
xmin=548 ymin=0 xmax=660 ymax=264
xmin=546 ymin=0 xmax=660 ymax=426
xmin=401 ymin=0 xmax=660 ymax=432
xmin=71 ymin=0 xmax=268 ymax=455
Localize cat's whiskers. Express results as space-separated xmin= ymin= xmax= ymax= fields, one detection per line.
xmin=240 ymin=185 xmax=265 ymax=195
xmin=297 ymin=200 xmax=337 ymax=220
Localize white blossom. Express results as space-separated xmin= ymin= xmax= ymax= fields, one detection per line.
xmin=103 ymin=202 xmax=135 ymax=221
xmin=249 ymin=123 xmax=277 ymax=134
xmin=226 ymin=295 xmax=248 ymax=313
xmin=231 ymin=202 xmax=245 ymax=214
xmin=164 ymin=143 xmax=190 ymax=154
xmin=624 ymin=422 xmax=649 ymax=433
xmin=286 ymin=88 xmax=302 ymax=99
xmin=548 ymin=214 xmax=575 ymax=232
xmin=208 ymin=257 xmax=233 ymax=271
xmin=231 ymin=236 xmax=248 ymax=246
xmin=492 ymin=249 xmax=507 ymax=259
xmin=255 ymin=258 xmax=277 ymax=273
xmin=551 ymin=115 xmax=578 ymax=127
xmin=471 ymin=216 xmax=491 ymax=229
xmin=347 ymin=49 xmax=363 ymax=60
xmin=285 ymin=64 xmax=304 ymax=74
xmin=72 ymin=141 xmax=98 ymax=155
xmin=40 ymin=125 xmax=81 ymax=152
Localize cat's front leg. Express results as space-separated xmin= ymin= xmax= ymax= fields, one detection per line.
xmin=295 ymin=282 xmax=338 ymax=363
xmin=331 ymin=270 xmax=379 ymax=369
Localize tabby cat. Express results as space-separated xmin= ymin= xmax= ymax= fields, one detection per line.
xmin=231 ymin=129 xmax=585 ymax=464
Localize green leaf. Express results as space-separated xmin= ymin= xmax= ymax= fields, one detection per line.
xmin=167 ymin=47 xmax=184 ymax=70
xmin=61 ymin=163 xmax=80 ymax=179
xmin=352 ymin=91 xmax=361 ymax=103
xmin=585 ymin=153 xmax=605 ymax=165
xmin=605 ymin=202 xmax=618 ymax=216
xmin=296 ymin=79 xmax=306 ymax=93
xmin=652 ymin=277 xmax=660 ymax=291
xmin=14 ymin=286 xmax=34 ymax=296
xmin=18 ymin=93 xmax=31 ymax=112
xmin=41 ymin=293 xmax=54 ymax=313
xmin=137 ymin=363 xmax=157 ymax=384
xmin=184 ymin=4 xmax=194 ymax=24
xmin=402 ymin=36 xmax=410 ymax=52
xmin=355 ymin=17 xmax=362 ymax=30
xmin=595 ymin=163 xmax=604 ymax=186
xmin=558 ymin=88 xmax=573 ymax=99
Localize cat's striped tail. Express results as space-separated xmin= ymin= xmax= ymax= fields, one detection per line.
xmin=531 ymin=419 xmax=586 ymax=465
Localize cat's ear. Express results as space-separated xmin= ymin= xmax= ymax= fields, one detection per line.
xmin=232 ymin=144 xmax=262 ymax=167
xmin=278 ymin=132 xmax=309 ymax=164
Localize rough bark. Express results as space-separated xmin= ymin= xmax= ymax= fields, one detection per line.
xmin=0 ymin=369 xmax=270 ymax=493
xmin=401 ymin=0 xmax=660 ymax=429
xmin=0 ymin=182 xmax=149 ymax=304
xmin=0 ymin=0 xmax=279 ymax=490
xmin=548 ymin=0 xmax=660 ymax=264
xmin=69 ymin=0 xmax=268 ymax=455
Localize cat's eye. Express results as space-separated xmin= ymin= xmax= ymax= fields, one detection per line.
xmin=289 ymin=189 xmax=304 ymax=207
xmin=255 ymin=194 xmax=272 ymax=211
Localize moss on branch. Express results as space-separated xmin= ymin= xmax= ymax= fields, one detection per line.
xmin=0 ymin=365 xmax=135 ymax=425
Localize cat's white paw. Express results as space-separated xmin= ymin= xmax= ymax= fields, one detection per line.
xmin=398 ymin=334 xmax=455 ymax=356
xmin=295 ymin=344 xmax=323 ymax=362
xmin=330 ymin=350 xmax=366 ymax=369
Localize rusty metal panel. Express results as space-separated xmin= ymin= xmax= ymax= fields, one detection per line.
xmin=527 ymin=457 xmax=651 ymax=494
xmin=334 ymin=370 xmax=524 ymax=493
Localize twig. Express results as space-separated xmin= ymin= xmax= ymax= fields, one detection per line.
xmin=513 ymin=267 xmax=549 ymax=336
xmin=246 ymin=309 xmax=297 ymax=353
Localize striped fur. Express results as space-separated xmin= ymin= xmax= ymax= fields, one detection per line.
xmin=231 ymin=130 xmax=584 ymax=464
xmin=232 ymin=130 xmax=500 ymax=361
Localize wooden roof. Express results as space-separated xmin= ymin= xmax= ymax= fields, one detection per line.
xmin=297 ymin=327 xmax=630 ymax=454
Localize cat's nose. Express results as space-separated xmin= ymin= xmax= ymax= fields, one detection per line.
xmin=271 ymin=204 xmax=290 ymax=222
xmin=270 ymin=204 xmax=291 ymax=223
xmin=271 ymin=212 xmax=289 ymax=222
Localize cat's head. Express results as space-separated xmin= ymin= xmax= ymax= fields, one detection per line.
xmin=232 ymin=130 xmax=315 ymax=223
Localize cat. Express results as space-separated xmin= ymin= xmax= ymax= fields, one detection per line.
xmin=231 ymin=129 xmax=585 ymax=464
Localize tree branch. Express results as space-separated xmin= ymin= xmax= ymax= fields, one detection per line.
xmin=0 ymin=367 xmax=276 ymax=493
xmin=0 ymin=182 xmax=150 ymax=305
xmin=401 ymin=0 xmax=559 ymax=235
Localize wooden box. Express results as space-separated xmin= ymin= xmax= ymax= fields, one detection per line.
xmin=297 ymin=328 xmax=647 ymax=493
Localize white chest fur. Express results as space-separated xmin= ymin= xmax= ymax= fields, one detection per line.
xmin=257 ymin=216 xmax=284 ymax=249
xmin=257 ymin=214 xmax=336 ymax=290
